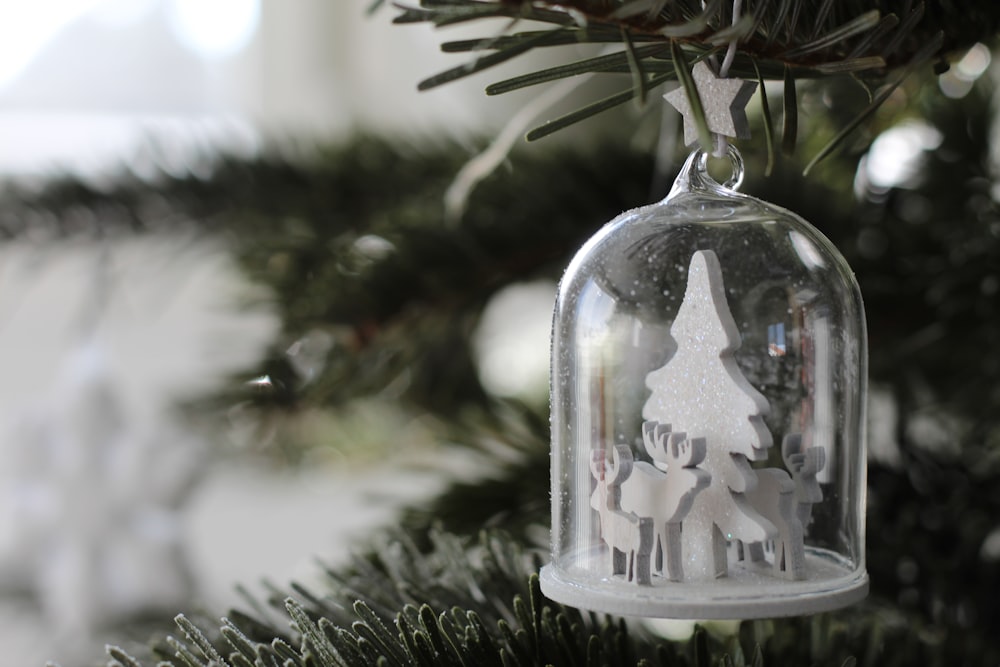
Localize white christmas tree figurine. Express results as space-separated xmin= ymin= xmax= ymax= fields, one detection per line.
xmin=642 ymin=249 xmax=776 ymax=580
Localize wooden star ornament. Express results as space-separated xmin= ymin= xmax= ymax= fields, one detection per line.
xmin=664 ymin=61 xmax=758 ymax=146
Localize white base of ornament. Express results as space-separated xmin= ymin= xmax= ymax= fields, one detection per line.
xmin=539 ymin=547 xmax=868 ymax=619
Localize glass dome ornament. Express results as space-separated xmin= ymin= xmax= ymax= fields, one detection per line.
xmin=540 ymin=146 xmax=868 ymax=619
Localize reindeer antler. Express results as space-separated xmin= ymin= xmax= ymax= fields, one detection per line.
xmin=641 ymin=420 xmax=673 ymax=467
xmin=591 ymin=445 xmax=635 ymax=485
xmin=643 ymin=420 xmax=706 ymax=472
xmin=669 ymin=435 xmax=707 ymax=469
xmin=781 ymin=433 xmax=825 ymax=505
xmin=608 ymin=444 xmax=634 ymax=485
xmin=589 ymin=449 xmax=605 ymax=481
xmin=782 ymin=433 xmax=826 ymax=476
xmin=781 ymin=433 xmax=804 ymax=470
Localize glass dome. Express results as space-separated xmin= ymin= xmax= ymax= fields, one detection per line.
xmin=540 ymin=147 xmax=868 ymax=619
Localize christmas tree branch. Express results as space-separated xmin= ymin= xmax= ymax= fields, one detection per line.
xmin=0 ymin=136 xmax=657 ymax=416
xmin=106 ymin=372 xmax=1000 ymax=665
xmin=388 ymin=0 xmax=1000 ymax=165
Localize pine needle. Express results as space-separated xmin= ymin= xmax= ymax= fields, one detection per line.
xmin=485 ymin=44 xmax=668 ymax=95
xmin=753 ymin=59 xmax=776 ymax=176
xmin=781 ymin=65 xmax=798 ymax=156
xmin=526 ymin=70 xmax=675 ymax=141
xmin=389 ymin=0 xmax=968 ymax=153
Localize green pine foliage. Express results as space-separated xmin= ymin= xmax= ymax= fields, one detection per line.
xmin=104 ymin=529 xmax=985 ymax=667
xmin=388 ymin=1 xmax=1000 ymax=161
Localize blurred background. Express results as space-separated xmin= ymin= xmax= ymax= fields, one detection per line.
xmin=0 ymin=1 xmax=998 ymax=665
xmin=0 ymin=0 xmax=524 ymax=178
xmin=0 ymin=2 xmax=551 ymax=663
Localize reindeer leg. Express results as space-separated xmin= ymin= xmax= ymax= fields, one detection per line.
xmin=655 ymin=536 xmax=664 ymax=576
xmin=634 ymin=518 xmax=653 ymax=585
xmin=635 ymin=549 xmax=651 ymax=585
xmin=712 ymin=524 xmax=729 ymax=578
xmin=784 ymin=528 xmax=807 ymax=580
xmin=665 ymin=523 xmax=684 ymax=582
xmin=613 ymin=547 xmax=627 ymax=577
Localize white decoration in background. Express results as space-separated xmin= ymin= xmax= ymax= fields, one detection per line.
xmin=2 ymin=336 xmax=200 ymax=637
xmin=0 ymin=236 xmax=279 ymax=653
xmin=286 ymin=329 xmax=334 ymax=386
xmin=473 ymin=281 xmax=556 ymax=401
xmin=858 ymin=120 xmax=944 ymax=191
xmin=867 ymin=384 xmax=902 ymax=468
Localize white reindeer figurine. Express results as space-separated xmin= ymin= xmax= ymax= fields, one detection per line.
xmin=782 ymin=432 xmax=826 ymax=529
xmin=618 ymin=421 xmax=710 ymax=582
xmin=739 ymin=434 xmax=826 ymax=580
xmin=590 ymin=446 xmax=653 ymax=584
xmin=743 ymin=468 xmax=805 ymax=579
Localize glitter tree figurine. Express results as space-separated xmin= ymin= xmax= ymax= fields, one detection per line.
xmin=642 ymin=249 xmax=775 ymax=581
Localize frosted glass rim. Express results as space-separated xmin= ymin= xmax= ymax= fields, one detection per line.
xmin=539 ymin=563 xmax=868 ymax=619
